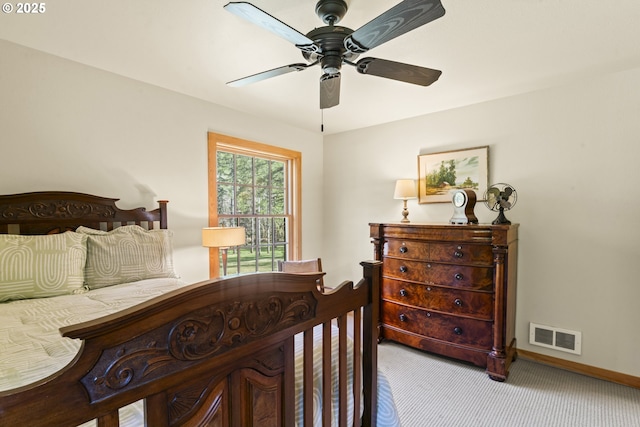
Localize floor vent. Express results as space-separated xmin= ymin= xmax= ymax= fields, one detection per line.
xmin=529 ymin=323 xmax=582 ymax=355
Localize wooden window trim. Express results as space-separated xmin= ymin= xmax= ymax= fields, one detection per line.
xmin=207 ymin=132 xmax=302 ymax=278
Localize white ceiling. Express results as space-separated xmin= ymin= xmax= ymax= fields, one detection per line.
xmin=2 ymin=0 xmax=640 ymax=135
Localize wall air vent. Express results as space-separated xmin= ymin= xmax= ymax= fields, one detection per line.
xmin=529 ymin=322 xmax=582 ymax=355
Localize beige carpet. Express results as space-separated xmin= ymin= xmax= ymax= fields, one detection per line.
xmin=378 ymin=341 xmax=640 ymax=427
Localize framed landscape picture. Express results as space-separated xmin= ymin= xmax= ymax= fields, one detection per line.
xmin=418 ymin=146 xmax=489 ymax=204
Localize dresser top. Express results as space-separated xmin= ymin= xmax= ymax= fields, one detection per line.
xmin=369 ymin=222 xmax=518 ymax=245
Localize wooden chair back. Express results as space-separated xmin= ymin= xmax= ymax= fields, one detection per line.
xmin=278 ymin=258 xmax=325 ymax=290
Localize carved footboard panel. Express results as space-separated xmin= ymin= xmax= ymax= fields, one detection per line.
xmin=0 ymin=261 xmax=382 ymax=427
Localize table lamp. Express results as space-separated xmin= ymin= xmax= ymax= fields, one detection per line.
xmin=394 ymin=179 xmax=417 ymax=223
xmin=202 ymin=226 xmax=246 ymax=277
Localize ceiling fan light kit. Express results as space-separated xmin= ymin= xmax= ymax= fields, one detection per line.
xmin=224 ymin=0 xmax=446 ymax=109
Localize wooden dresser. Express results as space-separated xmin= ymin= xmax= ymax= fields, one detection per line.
xmin=370 ymin=222 xmax=518 ymax=381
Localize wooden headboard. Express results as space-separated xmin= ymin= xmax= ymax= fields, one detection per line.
xmin=0 ymin=191 xmax=168 ymax=235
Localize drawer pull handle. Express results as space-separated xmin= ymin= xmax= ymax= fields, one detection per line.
xmin=400 ymin=246 xmax=408 ymax=253
xmin=399 ymin=289 xmax=408 ymax=297
xmin=454 ymin=298 xmax=463 ymax=307
xmin=400 ymin=266 xmax=408 ymax=273
xmin=454 ymin=327 xmax=463 ymax=335
xmin=399 ymin=314 xmax=408 ymax=322
xmin=454 ymin=273 xmax=464 ymax=281
xmin=454 ymin=251 xmax=463 ymax=258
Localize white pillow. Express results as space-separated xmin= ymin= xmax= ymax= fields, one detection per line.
xmin=76 ymin=225 xmax=178 ymax=289
xmin=0 ymin=232 xmax=88 ymax=302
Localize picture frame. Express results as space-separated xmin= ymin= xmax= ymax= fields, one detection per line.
xmin=418 ymin=146 xmax=489 ymax=204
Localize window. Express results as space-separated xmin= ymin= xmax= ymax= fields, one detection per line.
xmin=207 ymin=132 xmax=301 ymax=278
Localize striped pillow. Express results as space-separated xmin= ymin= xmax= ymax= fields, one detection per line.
xmin=77 ymin=225 xmax=178 ymax=289
xmin=0 ymin=232 xmax=88 ymax=302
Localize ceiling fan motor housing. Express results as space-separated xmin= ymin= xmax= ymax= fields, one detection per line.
xmin=315 ymin=0 xmax=348 ymax=24
xmin=303 ymin=26 xmax=358 ymax=73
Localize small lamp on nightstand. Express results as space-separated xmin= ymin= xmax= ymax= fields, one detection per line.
xmin=394 ymin=179 xmax=417 ymax=223
xmin=202 ymin=226 xmax=246 ymax=277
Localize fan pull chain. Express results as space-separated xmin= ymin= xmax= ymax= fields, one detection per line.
xmin=321 ymin=109 xmax=324 ymax=133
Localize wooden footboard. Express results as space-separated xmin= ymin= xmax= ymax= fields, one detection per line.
xmin=0 ymin=261 xmax=382 ymax=427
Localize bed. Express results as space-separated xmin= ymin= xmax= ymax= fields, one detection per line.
xmin=0 ymin=191 xmax=399 ymax=427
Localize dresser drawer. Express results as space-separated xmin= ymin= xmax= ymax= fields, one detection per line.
xmin=384 ymin=239 xmax=429 ymax=260
xmin=429 ymin=242 xmax=494 ymax=265
xmin=381 ymin=301 xmax=493 ymax=349
xmin=383 ymin=258 xmax=494 ymax=290
xmin=382 ymin=278 xmax=493 ymax=320
xmin=384 ymin=240 xmax=494 ymax=265
xmin=381 ymin=327 xmax=490 ymax=368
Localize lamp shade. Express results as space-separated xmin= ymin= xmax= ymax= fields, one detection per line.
xmin=394 ymin=179 xmax=417 ymax=200
xmin=202 ymin=227 xmax=246 ymax=248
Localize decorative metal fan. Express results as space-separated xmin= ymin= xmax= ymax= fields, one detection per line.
xmin=484 ymin=183 xmax=517 ymax=225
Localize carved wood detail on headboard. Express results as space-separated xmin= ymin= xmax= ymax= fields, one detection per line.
xmin=0 ymin=191 xmax=168 ymax=234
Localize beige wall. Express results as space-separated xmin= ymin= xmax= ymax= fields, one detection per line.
xmin=323 ymin=66 xmax=640 ymax=377
xmin=0 ymin=39 xmax=324 ymax=284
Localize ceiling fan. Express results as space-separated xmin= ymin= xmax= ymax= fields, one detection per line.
xmin=224 ymin=0 xmax=446 ymax=109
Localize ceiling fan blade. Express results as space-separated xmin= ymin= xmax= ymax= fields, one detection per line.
xmin=320 ymin=74 xmax=341 ymax=109
xmin=344 ymin=0 xmax=445 ymax=53
xmin=354 ymin=57 xmax=441 ymax=86
xmin=224 ymin=2 xmax=318 ymax=53
xmin=227 ymin=63 xmax=314 ymax=87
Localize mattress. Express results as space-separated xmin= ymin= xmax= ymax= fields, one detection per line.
xmin=0 ymin=278 xmax=400 ymax=426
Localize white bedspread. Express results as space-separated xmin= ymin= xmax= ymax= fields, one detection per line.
xmin=0 ymin=278 xmax=188 ymax=391
xmin=0 ymin=278 xmax=400 ymax=426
